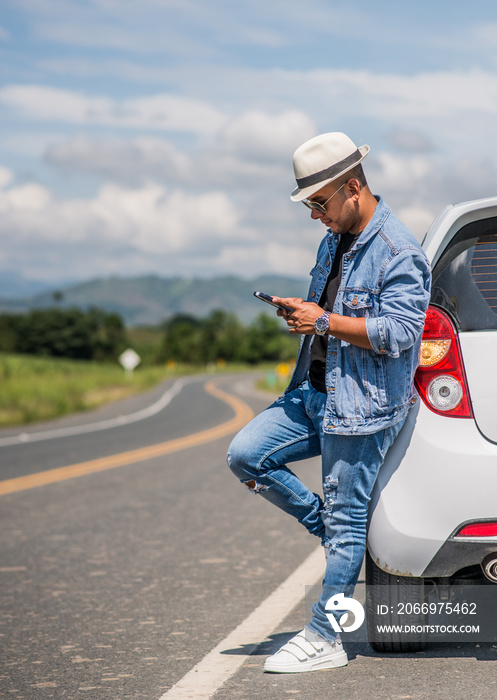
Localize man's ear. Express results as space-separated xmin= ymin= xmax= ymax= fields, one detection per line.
xmin=347 ymin=178 xmax=361 ymax=200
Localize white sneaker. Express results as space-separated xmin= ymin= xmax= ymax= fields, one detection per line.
xmin=263 ymin=627 xmax=348 ymax=673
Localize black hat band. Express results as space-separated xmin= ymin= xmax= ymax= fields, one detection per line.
xmin=296 ymin=149 xmax=362 ymax=190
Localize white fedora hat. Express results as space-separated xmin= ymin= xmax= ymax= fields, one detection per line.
xmin=290 ymin=132 xmax=370 ymax=202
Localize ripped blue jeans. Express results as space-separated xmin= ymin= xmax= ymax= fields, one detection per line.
xmin=227 ymin=380 xmax=405 ymax=641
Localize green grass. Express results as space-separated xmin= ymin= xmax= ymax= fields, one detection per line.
xmin=0 ymin=353 xmax=294 ymax=427
xmin=0 ymin=353 xmax=184 ymax=427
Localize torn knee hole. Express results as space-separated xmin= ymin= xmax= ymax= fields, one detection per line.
xmin=323 ymin=475 xmax=338 ymax=511
xmin=324 ymin=538 xmax=345 ymax=554
xmin=323 ymin=498 xmax=335 ymax=514
xmin=324 ymin=475 xmax=339 ymax=490
xmin=244 ymin=479 xmax=269 ymax=494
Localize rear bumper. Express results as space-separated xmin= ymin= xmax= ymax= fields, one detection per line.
xmin=367 ymin=401 xmax=497 ymax=577
xmin=422 ymin=536 xmax=497 ymax=577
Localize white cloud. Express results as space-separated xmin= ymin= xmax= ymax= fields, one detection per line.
xmin=17 ymin=0 xmax=224 ymax=59
xmin=44 ymin=133 xmax=288 ymax=190
xmin=147 ymin=64 xmax=497 ymax=162
xmin=212 ymin=240 xmax=315 ymax=278
xmin=2 ymin=0 xmax=497 ymax=291
xmin=1 ymin=139 xmax=496 ymax=283
xmin=0 ymin=182 xmax=52 ymax=211
xmin=0 ymin=163 xmax=317 ymax=281
xmin=371 ymin=153 xmax=433 ymax=196
xmin=38 ymin=57 xmax=172 ymax=84
xmin=43 ymin=108 xmax=316 ymax=189
xmin=3 ymin=67 xmax=497 ymax=158
xmin=368 ymin=150 xmax=497 ymax=240
xmin=386 ymin=129 xmax=434 ymax=153
xmin=468 ymin=21 xmax=497 ymax=49
xmin=261 ymin=66 xmax=497 ymax=126
xmin=37 ymin=20 xmax=155 ymax=52
xmin=0 ymin=85 xmax=228 ymax=134
xmin=20 ymin=0 xmax=482 ymax=67
xmin=0 ymin=174 xmax=240 ymax=260
xmin=90 ymin=182 xmax=240 ymax=254
xmin=0 ymin=166 xmax=14 ymax=189
xmin=220 ymin=110 xmax=316 ymax=162
xmin=45 ymin=134 xmax=191 ymax=185
xmin=397 ymin=206 xmax=436 ymax=239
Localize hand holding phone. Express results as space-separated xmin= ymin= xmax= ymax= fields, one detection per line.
xmin=253 ymin=292 xmax=294 ymax=314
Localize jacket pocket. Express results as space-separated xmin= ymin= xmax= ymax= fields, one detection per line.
xmin=342 ymin=290 xmax=373 ymax=317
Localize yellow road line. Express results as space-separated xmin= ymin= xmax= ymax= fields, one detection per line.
xmin=0 ymin=380 xmax=254 ymax=497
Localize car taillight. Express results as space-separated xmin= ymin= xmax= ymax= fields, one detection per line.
xmin=455 ymin=522 xmax=497 ymax=538
xmin=414 ymin=305 xmax=473 ymax=418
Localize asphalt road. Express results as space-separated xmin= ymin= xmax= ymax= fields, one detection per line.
xmin=1 ymin=372 xmax=496 ymax=700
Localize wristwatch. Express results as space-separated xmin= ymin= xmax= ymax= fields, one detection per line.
xmin=314 ymin=311 xmax=331 ymax=336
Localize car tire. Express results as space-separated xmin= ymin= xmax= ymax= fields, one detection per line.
xmin=365 ymin=550 xmax=427 ymax=652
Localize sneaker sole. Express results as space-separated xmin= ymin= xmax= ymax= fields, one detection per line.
xmin=264 ymin=651 xmax=348 ymax=673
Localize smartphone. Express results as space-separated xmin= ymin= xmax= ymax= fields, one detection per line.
xmin=253 ymin=291 xmax=294 ymax=314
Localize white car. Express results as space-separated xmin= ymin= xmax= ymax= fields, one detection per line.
xmin=366 ymin=195 xmax=497 ymax=652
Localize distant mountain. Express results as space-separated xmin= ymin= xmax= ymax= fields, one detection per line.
xmin=0 ymin=271 xmax=54 ymax=299
xmin=0 ymin=275 xmax=309 ymax=326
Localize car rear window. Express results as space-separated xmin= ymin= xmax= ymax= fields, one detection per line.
xmin=430 ymin=216 xmax=497 ymax=331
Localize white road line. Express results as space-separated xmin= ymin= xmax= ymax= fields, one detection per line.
xmin=0 ymin=378 xmax=188 ymax=447
xmin=159 ymin=545 xmax=324 ymax=700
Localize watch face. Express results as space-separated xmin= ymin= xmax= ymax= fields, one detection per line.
xmin=315 ymin=313 xmax=329 ymax=334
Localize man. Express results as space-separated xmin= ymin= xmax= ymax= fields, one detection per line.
xmin=227 ymin=132 xmax=431 ymax=673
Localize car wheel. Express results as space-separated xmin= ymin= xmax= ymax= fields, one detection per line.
xmin=365 ymin=550 xmax=427 ymax=652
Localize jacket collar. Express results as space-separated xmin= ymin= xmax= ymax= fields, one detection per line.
xmin=326 ymin=196 xmax=390 ymax=251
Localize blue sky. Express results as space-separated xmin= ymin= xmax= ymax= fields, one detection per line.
xmin=1 ymin=0 xmax=497 ymax=285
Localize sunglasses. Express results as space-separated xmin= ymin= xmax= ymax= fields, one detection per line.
xmin=302 ymin=182 xmax=346 ymax=214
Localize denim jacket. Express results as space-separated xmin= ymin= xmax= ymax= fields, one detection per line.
xmin=286 ymin=197 xmax=431 ymax=435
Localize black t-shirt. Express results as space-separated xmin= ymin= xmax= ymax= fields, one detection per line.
xmin=309 ymin=232 xmax=359 ymax=393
